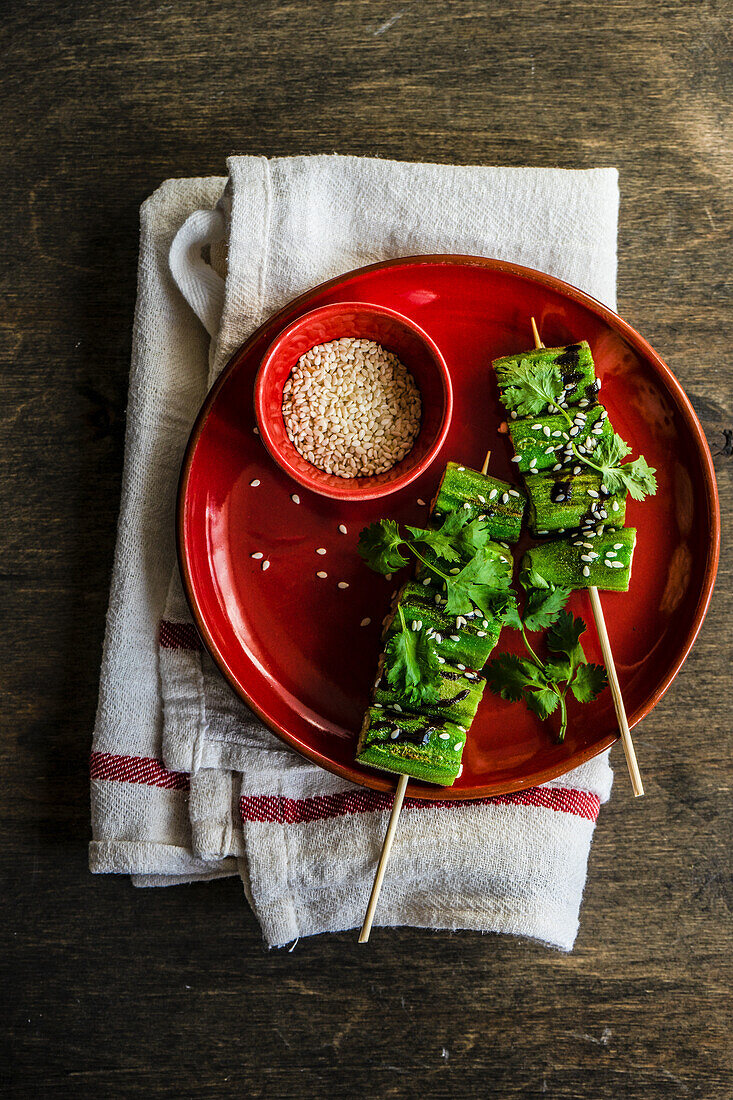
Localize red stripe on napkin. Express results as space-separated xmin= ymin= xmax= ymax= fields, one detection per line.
xmin=90 ymin=751 xmax=190 ymax=791
xmin=240 ymin=786 xmax=600 ymax=825
xmin=159 ymin=620 xmax=202 ymax=651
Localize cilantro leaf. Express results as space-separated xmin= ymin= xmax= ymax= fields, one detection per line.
xmin=384 ymin=609 xmax=441 ymax=706
xmin=525 ymin=686 xmax=560 ymax=721
xmin=617 ymin=455 xmax=658 ymax=501
xmin=495 ymin=361 xmax=564 ymax=416
xmin=457 ymin=518 xmax=494 ymax=556
xmin=569 ymin=662 xmax=607 ymax=703
xmin=546 ymin=610 xmax=586 ymax=668
xmin=484 ymin=653 xmax=541 ymax=702
xmin=587 ymin=433 xmax=657 ymax=501
xmin=358 ymin=520 xmax=409 ymax=574
xmin=405 ymin=511 xmax=469 ymax=563
xmin=523 ymin=585 xmax=572 ymax=632
xmin=444 ymin=548 xmax=510 ymax=616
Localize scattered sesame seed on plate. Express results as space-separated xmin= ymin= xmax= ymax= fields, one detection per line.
xmin=417 ymin=498 xmax=426 ymax=506
xmin=291 ymin=493 xmax=300 ymax=504
xmin=337 ymin=581 xmax=349 ymax=589
xmin=316 ymin=547 xmax=327 ymax=555
xmin=250 ymin=479 xmax=260 ymax=487
xmin=360 ymin=617 xmax=371 ymax=627
xmin=338 ymin=524 xmax=347 ymax=534
xmin=253 ymin=426 xmax=259 ymax=434
xmin=261 ymin=560 xmax=270 ymax=571
xmin=251 ymin=552 xmax=263 ymax=560
xmin=316 ymin=571 xmax=327 ymax=579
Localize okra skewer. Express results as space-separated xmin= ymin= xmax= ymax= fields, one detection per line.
xmin=358 ymin=449 xmax=510 ymax=941
xmin=526 ymin=320 xmax=643 ymax=797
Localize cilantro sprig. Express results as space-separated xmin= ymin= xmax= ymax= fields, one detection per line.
xmin=384 ymin=606 xmax=442 ymax=707
xmin=496 ymin=360 xmax=657 ymax=501
xmin=358 ymin=515 xmax=515 ymax=620
xmin=486 ymin=579 xmax=607 ymax=742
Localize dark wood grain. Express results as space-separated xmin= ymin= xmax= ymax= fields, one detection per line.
xmin=1 ymin=1 xmax=731 ymax=1096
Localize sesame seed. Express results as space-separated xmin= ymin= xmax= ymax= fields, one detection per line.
xmin=450 ymin=635 xmax=460 ymax=642
xmin=531 ymin=424 xmax=542 ymax=430
xmin=417 ymin=498 xmax=426 ymax=506
xmin=250 ymin=479 xmax=261 ymax=487
xmin=251 ymin=552 xmax=264 ymax=560
xmin=529 ymin=459 xmax=537 ymax=469
xmin=607 ymin=552 xmax=617 ymax=558
xmin=552 ymin=431 xmax=563 ymax=438
xmin=390 ymin=729 xmax=398 ymax=739
xmin=489 ymin=489 xmax=498 ymax=500
xmin=282 ymin=338 xmax=421 ymax=477
xmin=510 ymin=410 xmax=518 ymax=419
xmin=338 ymin=524 xmax=347 ymax=534
xmin=552 ymin=464 xmax=562 ymax=472
xmin=437 ymin=656 xmax=445 ymax=664
xmin=457 ymin=663 xmax=466 ymax=670
xmin=393 ymin=704 xmax=402 ymax=713
xmin=511 ymin=455 xmax=522 ymax=463
xmin=450 ymin=567 xmax=460 ymax=575
xmin=478 ymin=495 xmax=486 ymax=503
xmin=261 ymin=560 xmax=270 ymax=571
xmin=612 ymin=501 xmax=620 ymax=511
xmin=360 ymin=617 xmax=371 ymax=627
xmin=291 ymin=493 xmax=300 ymax=504
xmin=439 ymin=732 xmax=450 ymax=739
xmin=573 ymin=466 xmax=581 ymax=475
xmin=613 ymin=542 xmax=623 ymax=549
xmin=543 ymin=426 xmax=551 ymax=437
xmin=610 ymin=560 xmax=624 ymax=569
xmin=477 ymin=630 xmax=487 ymax=637
xmin=253 ymin=426 xmax=260 ymax=434
xmin=587 ymin=489 xmax=599 ymax=498
xmin=453 ymin=743 xmax=462 ymax=751
xmin=337 ymin=581 xmax=349 ymax=589
xmin=501 ymin=493 xmax=509 ymax=504
xmin=316 ymin=571 xmax=327 ymax=578
xmin=569 ymin=427 xmax=579 ymax=438
xmin=463 ymin=502 xmax=471 ymax=509
xmin=509 ymin=489 xmax=521 ymax=497
xmin=316 ymin=547 xmax=327 ymax=555
xmin=583 ymin=565 xmax=590 ymax=577
xmin=578 ymin=399 xmax=589 ymax=407
xmin=457 ymin=466 xmax=465 ymax=472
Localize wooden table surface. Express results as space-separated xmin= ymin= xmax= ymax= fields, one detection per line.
xmin=2 ymin=1 xmax=731 ymax=1096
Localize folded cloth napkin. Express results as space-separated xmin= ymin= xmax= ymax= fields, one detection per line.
xmin=90 ymin=155 xmax=617 ymax=949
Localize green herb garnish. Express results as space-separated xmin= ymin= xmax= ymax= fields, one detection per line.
xmin=496 ymin=360 xmax=658 ymax=501
xmin=485 ymin=579 xmax=607 ymax=742
xmin=358 ymin=516 xmax=514 ymax=619
xmin=383 ymin=606 xmax=442 ymax=707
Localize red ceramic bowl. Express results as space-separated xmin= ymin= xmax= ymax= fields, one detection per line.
xmin=254 ymin=302 xmax=453 ymax=501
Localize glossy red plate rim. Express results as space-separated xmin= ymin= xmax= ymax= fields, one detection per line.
xmin=177 ymin=255 xmax=720 ymax=799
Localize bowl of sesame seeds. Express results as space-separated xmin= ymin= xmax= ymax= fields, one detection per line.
xmin=254 ymin=302 xmax=453 ymax=500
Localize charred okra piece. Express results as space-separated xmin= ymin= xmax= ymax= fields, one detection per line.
xmin=494 ymin=341 xmax=600 ymax=413
xmin=431 ymin=461 xmax=526 ymax=543
xmin=373 ymin=656 xmax=486 ymax=726
xmin=523 ymin=528 xmax=637 ymax=592
xmin=357 ymin=708 xmax=469 ymax=786
xmin=383 ymin=581 xmax=503 ymax=669
xmin=508 ymin=405 xmax=612 ymax=475
xmin=525 ymin=471 xmax=626 ymax=537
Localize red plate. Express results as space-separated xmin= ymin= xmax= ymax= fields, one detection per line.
xmin=178 ymin=256 xmax=720 ymax=799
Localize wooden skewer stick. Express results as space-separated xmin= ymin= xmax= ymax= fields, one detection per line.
xmin=529 ymin=317 xmax=644 ymax=797
xmin=359 ymin=445 xmax=495 ymax=941
xmin=359 ymin=774 xmax=408 ymax=942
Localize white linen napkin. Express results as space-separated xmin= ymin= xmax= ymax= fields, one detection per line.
xmin=90 ymin=156 xmax=617 ymax=949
